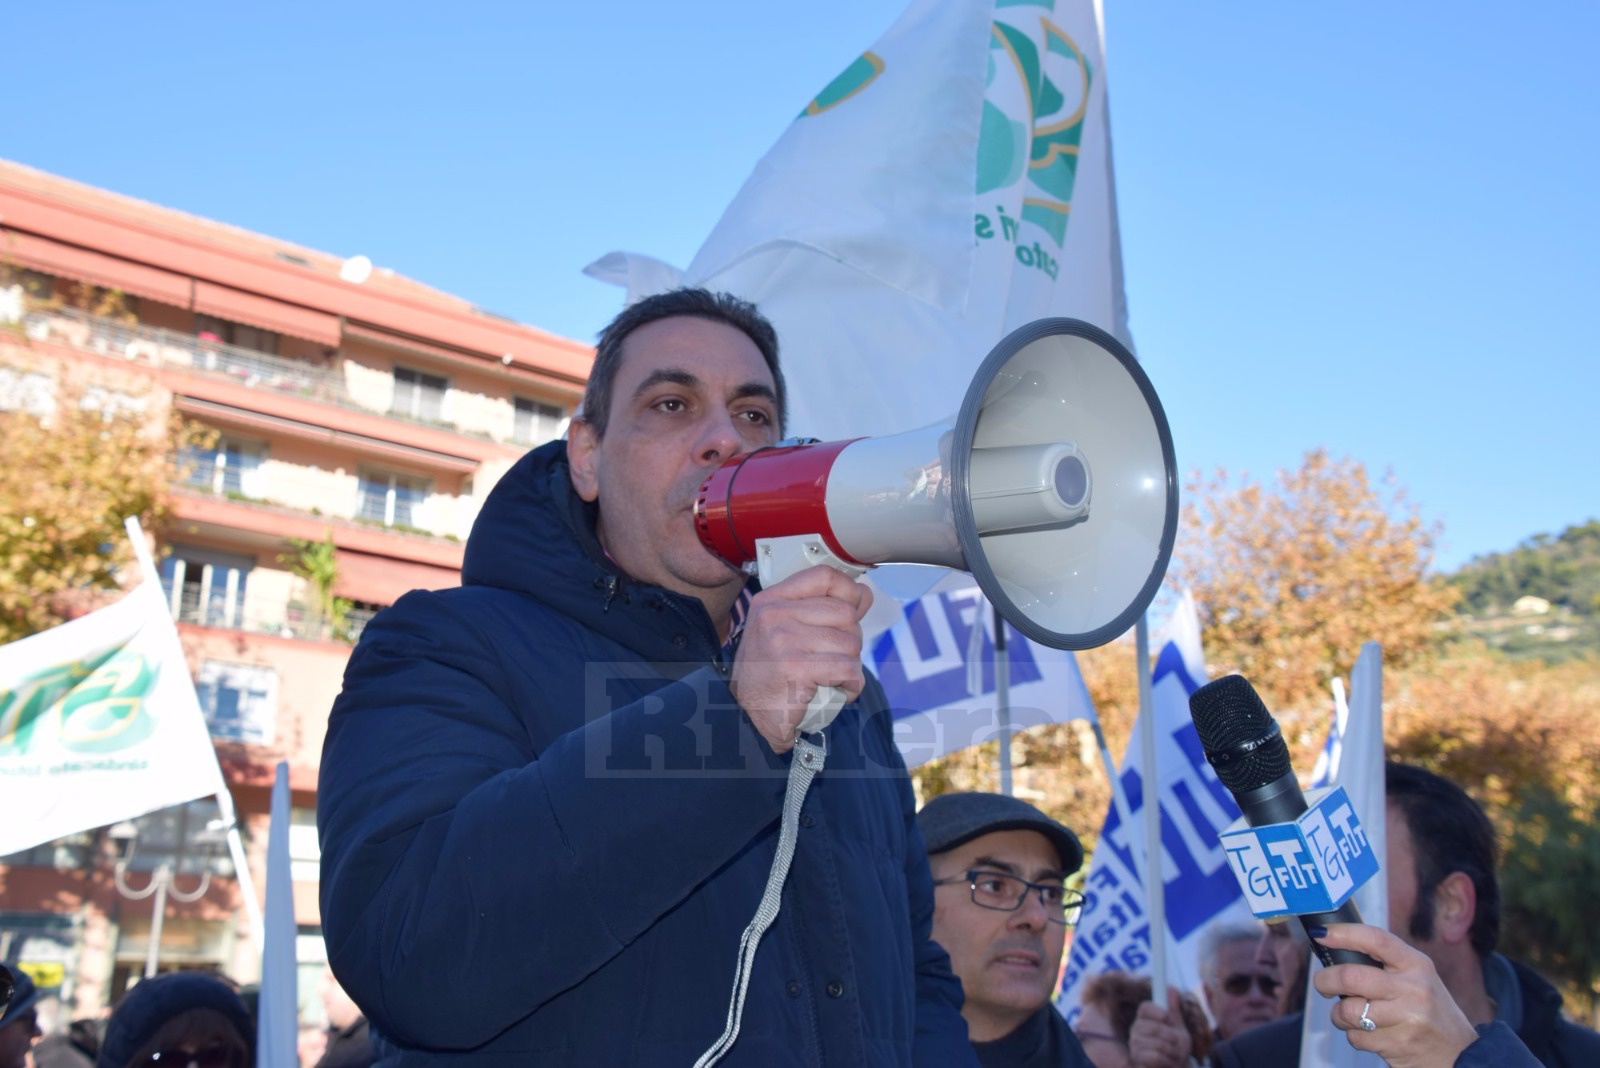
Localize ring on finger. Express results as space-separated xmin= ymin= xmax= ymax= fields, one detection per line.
xmin=1359 ymin=1000 xmax=1377 ymax=1032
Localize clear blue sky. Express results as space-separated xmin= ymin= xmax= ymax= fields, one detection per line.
xmin=10 ymin=1 xmax=1596 ymax=573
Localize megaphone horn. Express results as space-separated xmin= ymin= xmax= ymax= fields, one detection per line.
xmin=694 ymin=317 xmax=1178 ymax=651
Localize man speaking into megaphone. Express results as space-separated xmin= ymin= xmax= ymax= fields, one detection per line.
xmin=317 ymin=289 xmax=978 ymax=1067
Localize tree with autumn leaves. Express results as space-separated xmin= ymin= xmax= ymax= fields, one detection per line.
xmin=0 ymin=372 xmax=199 ymax=644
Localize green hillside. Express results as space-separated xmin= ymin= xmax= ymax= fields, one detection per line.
xmin=1447 ymin=519 xmax=1600 ymax=662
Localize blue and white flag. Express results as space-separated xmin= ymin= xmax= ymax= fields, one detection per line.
xmin=1055 ymin=592 xmax=1249 ymax=1020
xmin=589 ymin=0 xmax=1131 ymax=443
xmin=872 ymin=582 xmax=1095 ymax=767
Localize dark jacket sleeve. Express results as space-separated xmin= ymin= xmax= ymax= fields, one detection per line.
xmin=316 ymin=591 xmax=789 ymax=1049
xmin=863 ymin=682 xmax=976 ymax=1067
xmin=1454 ymin=1022 xmax=1544 ymax=1068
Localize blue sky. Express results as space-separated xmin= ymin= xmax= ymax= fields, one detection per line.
xmin=10 ymin=1 xmax=1597 ymax=573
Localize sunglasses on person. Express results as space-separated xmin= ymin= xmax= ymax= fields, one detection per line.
xmin=140 ymin=1044 xmax=243 ymax=1068
xmin=1221 ymin=973 xmax=1281 ymax=997
xmin=0 ymin=963 xmax=12 ymax=1016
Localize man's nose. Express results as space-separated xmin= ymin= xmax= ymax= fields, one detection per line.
xmin=1008 ymin=889 xmax=1050 ymax=930
xmin=695 ymin=410 xmax=745 ymax=464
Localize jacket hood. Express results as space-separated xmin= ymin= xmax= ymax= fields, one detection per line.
xmin=461 ymin=440 xmax=723 ymax=661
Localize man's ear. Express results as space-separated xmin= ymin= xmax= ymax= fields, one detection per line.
xmin=567 ymin=417 xmax=601 ymax=503
xmin=1433 ymin=871 xmax=1478 ymax=945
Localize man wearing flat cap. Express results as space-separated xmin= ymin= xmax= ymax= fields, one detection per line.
xmin=919 ymin=793 xmax=1196 ymax=1068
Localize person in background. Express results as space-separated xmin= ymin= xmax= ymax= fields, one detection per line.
xmin=1254 ymin=919 xmax=1309 ymax=1016
xmin=95 ymin=971 xmax=253 ymax=1068
xmin=1076 ymin=972 xmax=1212 ymax=1068
xmin=1196 ymin=921 xmax=1282 ymax=1044
xmin=0 ymin=967 xmax=42 ymax=1068
xmin=1213 ymin=762 xmax=1600 ymax=1068
xmin=314 ymin=967 xmax=371 ymax=1068
xmin=33 ymin=1016 xmax=105 ymax=1067
xmin=919 ymin=792 xmax=1196 ymax=1068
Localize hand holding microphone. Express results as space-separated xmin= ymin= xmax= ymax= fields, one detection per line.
xmin=1188 ymin=673 xmax=1381 ymax=969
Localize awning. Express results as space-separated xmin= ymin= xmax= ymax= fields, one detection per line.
xmin=2 ymin=230 xmax=192 ymax=307
xmin=191 ymin=280 xmax=341 ymax=347
xmin=333 ymin=551 xmax=459 ymax=606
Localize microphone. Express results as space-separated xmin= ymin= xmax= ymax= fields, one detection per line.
xmin=1189 ymin=673 xmax=1380 ymax=968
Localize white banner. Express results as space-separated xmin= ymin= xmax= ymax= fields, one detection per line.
xmin=589 ymin=0 xmax=1131 ymax=442
xmin=1300 ymin=643 xmax=1388 ymax=1068
xmin=1055 ymin=592 xmax=1251 ymax=1021
xmin=0 ymin=580 xmax=226 ymax=855
xmin=872 ymin=583 xmax=1095 ymax=767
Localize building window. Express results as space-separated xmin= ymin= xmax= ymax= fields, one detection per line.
xmin=161 ymin=547 xmax=254 ymax=629
xmin=181 ymin=438 xmax=265 ymax=498
xmin=195 ymin=660 xmax=277 ymax=744
xmin=513 ymin=397 xmax=566 ymax=446
xmin=0 ymin=366 xmax=55 ymax=416
xmin=1 ymin=830 xmax=93 ymax=870
xmin=357 ymin=471 xmax=428 ymax=528
xmin=117 ymin=798 xmax=234 ymax=878
xmin=345 ymin=600 xmax=384 ymax=643
xmin=289 ymin=807 xmax=320 ymax=883
xmin=195 ymin=313 xmax=280 ymax=356
xmin=391 ymin=366 xmax=448 ymax=422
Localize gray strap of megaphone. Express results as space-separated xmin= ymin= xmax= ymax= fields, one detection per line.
xmin=693 ymin=731 xmax=826 ymax=1068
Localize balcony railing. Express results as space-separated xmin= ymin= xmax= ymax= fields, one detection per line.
xmin=166 ymin=581 xmax=362 ymax=644
xmin=19 ymin=307 xmax=499 ymax=442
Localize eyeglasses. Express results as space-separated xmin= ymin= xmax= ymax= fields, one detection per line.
xmin=932 ymin=869 xmax=1084 ymax=926
xmin=1221 ymin=973 xmax=1281 ymax=997
xmin=141 ymin=1044 xmax=242 ymax=1068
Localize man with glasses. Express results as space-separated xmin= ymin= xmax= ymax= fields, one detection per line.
xmin=919 ymin=793 xmax=1196 ymax=1068
xmin=1197 ymin=921 xmax=1284 ymax=1043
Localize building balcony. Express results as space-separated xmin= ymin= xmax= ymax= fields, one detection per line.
xmin=15 ymin=306 xmax=564 ymax=451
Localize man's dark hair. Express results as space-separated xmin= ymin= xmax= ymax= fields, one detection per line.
xmin=580 ymin=288 xmax=785 ymax=438
xmin=1386 ymin=760 xmax=1501 ymax=956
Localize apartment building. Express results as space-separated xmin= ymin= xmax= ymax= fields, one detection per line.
xmin=0 ymin=158 xmax=591 ymax=1026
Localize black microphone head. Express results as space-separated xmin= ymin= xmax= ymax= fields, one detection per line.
xmin=1189 ymin=674 xmax=1292 ymax=793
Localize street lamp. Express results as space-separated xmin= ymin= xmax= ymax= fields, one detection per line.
xmin=108 ymin=818 xmax=228 ymax=979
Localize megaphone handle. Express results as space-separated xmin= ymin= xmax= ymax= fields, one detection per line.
xmin=753 ymin=535 xmax=868 ymax=735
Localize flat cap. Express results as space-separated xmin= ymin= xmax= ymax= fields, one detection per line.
xmin=917 ymin=791 xmax=1084 ymax=874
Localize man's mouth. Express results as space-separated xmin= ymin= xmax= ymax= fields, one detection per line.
xmin=991 ymin=949 xmax=1042 ymax=971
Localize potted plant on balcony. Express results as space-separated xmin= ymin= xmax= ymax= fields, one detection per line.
xmin=280 ymin=531 xmax=353 ymax=641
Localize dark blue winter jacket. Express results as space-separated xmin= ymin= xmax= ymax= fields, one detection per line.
xmin=318 ymin=441 xmax=974 ymax=1066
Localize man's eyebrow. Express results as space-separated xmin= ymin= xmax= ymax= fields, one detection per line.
xmin=971 ymin=856 xmax=1067 ymax=882
xmin=731 ymin=382 xmax=779 ymax=406
xmin=630 ymin=370 xmax=777 ymax=407
xmin=631 ymin=368 xmax=699 ymax=399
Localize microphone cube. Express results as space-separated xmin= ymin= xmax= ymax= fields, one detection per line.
xmin=1218 ymin=786 xmax=1381 ymax=920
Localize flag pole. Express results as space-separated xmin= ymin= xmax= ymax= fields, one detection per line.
xmin=1134 ymin=613 xmax=1168 ymax=1003
xmin=994 ymin=603 xmax=1013 ymax=797
xmin=123 ymin=517 xmax=265 ymax=948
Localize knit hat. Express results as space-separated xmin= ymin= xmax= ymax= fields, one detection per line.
xmin=917 ymin=791 xmax=1085 ymax=874
xmin=0 ymin=966 xmax=40 ymax=1028
xmin=96 ymin=972 xmax=254 ymax=1068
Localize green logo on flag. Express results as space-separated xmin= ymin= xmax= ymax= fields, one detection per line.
xmin=0 ymin=649 xmax=159 ymax=757
xmin=978 ymin=15 xmax=1092 ymax=248
xmin=799 ymin=51 xmax=885 ymax=118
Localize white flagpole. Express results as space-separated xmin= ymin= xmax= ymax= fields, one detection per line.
xmin=994 ymin=604 xmax=1013 ymax=797
xmin=1134 ymin=614 xmax=1168 ymax=1003
xmin=123 ymin=517 xmax=265 ymax=947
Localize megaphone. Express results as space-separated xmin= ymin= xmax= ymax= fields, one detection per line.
xmin=694 ymin=317 xmax=1178 ymax=655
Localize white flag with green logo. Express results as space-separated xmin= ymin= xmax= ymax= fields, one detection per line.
xmin=588 ymin=0 xmax=1131 ymax=440
xmin=0 ymin=580 xmax=226 ymax=855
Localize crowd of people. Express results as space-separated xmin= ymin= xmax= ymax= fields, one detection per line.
xmin=8 ymin=289 xmax=1596 ymax=1066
